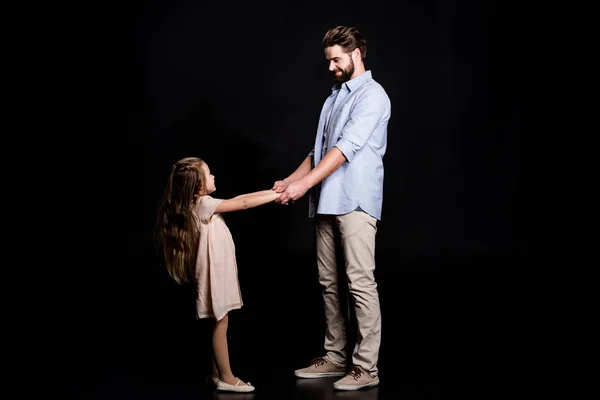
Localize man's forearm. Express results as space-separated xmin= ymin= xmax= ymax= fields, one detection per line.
xmin=285 ymin=156 xmax=313 ymax=183
xmin=299 ymin=147 xmax=347 ymax=189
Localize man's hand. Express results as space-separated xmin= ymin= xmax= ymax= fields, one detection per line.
xmin=272 ymin=180 xmax=288 ymax=191
xmin=273 ymin=180 xmax=289 ymax=204
xmin=278 ymin=180 xmax=309 ymax=205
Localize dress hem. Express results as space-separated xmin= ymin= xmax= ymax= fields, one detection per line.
xmin=196 ymin=303 xmax=243 ymax=321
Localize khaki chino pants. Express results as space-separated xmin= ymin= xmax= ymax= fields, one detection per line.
xmin=316 ymin=210 xmax=382 ymax=376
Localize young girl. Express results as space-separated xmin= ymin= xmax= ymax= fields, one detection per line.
xmin=156 ymin=156 xmax=280 ymax=393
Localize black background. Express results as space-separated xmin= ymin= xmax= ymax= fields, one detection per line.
xmin=62 ymin=0 xmax=529 ymax=397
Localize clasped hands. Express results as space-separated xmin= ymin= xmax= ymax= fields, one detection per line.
xmin=272 ymin=179 xmax=309 ymax=205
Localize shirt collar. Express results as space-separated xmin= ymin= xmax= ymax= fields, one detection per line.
xmin=332 ymin=70 xmax=372 ymax=92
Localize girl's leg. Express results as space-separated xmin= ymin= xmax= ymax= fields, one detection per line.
xmin=210 ymin=357 xmax=219 ymax=380
xmin=212 ymin=314 xmax=250 ymax=386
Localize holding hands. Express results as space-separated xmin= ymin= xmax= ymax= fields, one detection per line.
xmin=272 ymin=179 xmax=309 ymax=205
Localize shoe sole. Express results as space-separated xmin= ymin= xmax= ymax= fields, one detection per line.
xmin=216 ymin=388 xmax=255 ymax=393
xmin=334 ymin=379 xmax=380 ymax=390
xmin=294 ymin=371 xmax=346 ymax=378
xmin=216 ymin=383 xmax=255 ymax=393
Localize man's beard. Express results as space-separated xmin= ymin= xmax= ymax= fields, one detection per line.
xmin=333 ymin=57 xmax=355 ymax=83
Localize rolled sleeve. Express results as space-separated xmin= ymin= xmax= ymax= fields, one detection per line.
xmin=334 ymin=91 xmax=389 ymax=163
xmin=334 ymin=138 xmax=355 ymax=163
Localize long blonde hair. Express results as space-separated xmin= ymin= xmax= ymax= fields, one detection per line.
xmin=156 ymin=157 xmax=207 ymax=284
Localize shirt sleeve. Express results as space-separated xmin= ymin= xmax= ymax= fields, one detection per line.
xmin=334 ymin=89 xmax=390 ymax=163
xmin=196 ymin=195 xmax=224 ymax=224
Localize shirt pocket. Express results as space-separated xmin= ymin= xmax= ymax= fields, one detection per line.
xmin=331 ymin=103 xmax=353 ymax=133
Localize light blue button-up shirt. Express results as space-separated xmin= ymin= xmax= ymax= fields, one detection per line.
xmin=308 ymin=70 xmax=391 ymax=220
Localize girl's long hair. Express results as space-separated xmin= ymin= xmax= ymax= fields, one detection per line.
xmin=155 ymin=157 xmax=206 ymax=284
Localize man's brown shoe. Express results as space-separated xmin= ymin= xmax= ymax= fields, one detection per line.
xmin=333 ymin=366 xmax=379 ymax=390
xmin=294 ymin=357 xmax=346 ymax=378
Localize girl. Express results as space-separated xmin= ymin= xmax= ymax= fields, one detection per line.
xmin=156 ymin=156 xmax=280 ymax=393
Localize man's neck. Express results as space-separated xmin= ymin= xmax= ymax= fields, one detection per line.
xmin=350 ymin=66 xmax=366 ymax=80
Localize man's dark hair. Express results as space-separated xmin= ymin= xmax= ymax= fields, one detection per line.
xmin=323 ymin=26 xmax=367 ymax=60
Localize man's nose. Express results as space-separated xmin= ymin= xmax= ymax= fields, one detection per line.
xmin=329 ymin=62 xmax=335 ymax=71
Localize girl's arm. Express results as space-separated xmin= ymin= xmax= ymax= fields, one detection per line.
xmin=214 ymin=189 xmax=281 ymax=213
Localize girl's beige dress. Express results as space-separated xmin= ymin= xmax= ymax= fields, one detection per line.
xmin=194 ymin=195 xmax=243 ymax=321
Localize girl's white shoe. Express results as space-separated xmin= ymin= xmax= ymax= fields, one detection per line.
xmin=216 ymin=377 xmax=255 ymax=392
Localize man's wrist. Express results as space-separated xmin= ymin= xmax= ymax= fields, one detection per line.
xmin=298 ymin=175 xmax=312 ymax=191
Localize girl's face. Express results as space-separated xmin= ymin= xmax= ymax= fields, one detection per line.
xmin=201 ymin=163 xmax=216 ymax=194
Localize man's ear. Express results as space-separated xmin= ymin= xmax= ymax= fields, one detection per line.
xmin=353 ymin=47 xmax=361 ymax=61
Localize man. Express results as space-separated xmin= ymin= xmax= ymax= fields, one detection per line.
xmin=273 ymin=26 xmax=391 ymax=390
